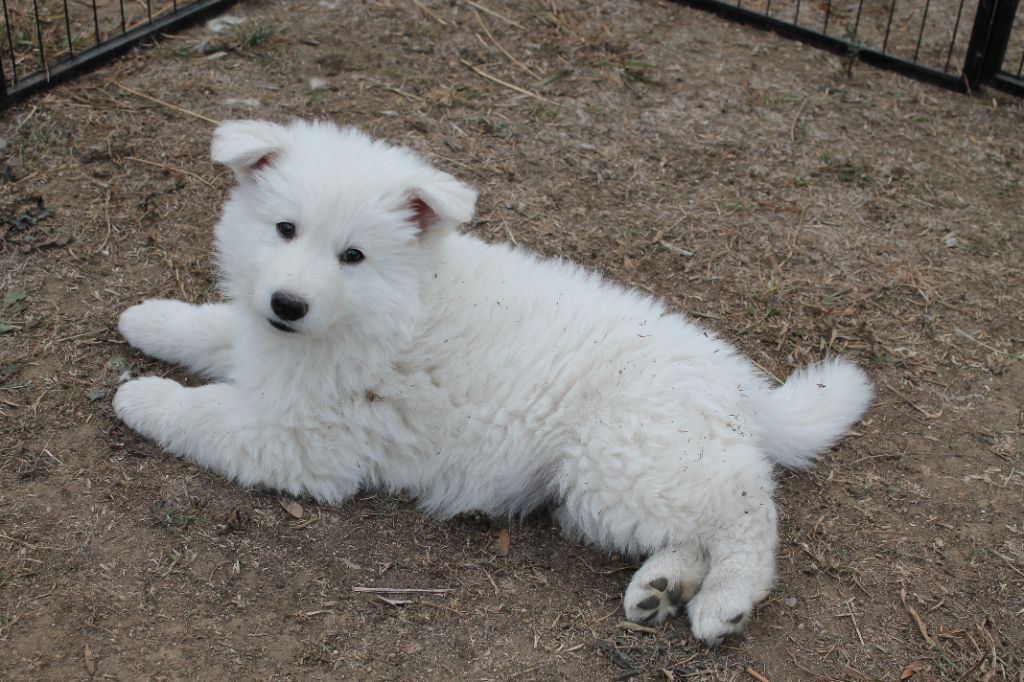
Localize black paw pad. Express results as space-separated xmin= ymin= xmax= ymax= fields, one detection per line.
xmin=636 ymin=596 xmax=660 ymax=610
xmin=728 ymin=612 xmax=746 ymax=625
xmin=648 ymin=577 xmax=668 ymax=591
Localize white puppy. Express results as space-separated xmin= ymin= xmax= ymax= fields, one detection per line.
xmin=114 ymin=120 xmax=873 ymax=645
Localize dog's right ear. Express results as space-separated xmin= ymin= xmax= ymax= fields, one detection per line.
xmin=211 ymin=120 xmax=289 ymax=181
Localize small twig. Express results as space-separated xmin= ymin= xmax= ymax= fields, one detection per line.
xmin=790 ymin=97 xmax=811 ymax=142
xmin=837 ymin=599 xmax=865 ymax=646
xmin=955 ymin=653 xmax=986 ymax=682
xmin=954 ymin=328 xmax=1024 ymax=362
xmin=991 ymin=550 xmax=1024 ymax=579
xmin=746 ymin=667 xmax=772 ymax=682
xmin=124 ymin=156 xmax=216 ymax=188
xmin=464 ymin=0 xmax=525 ymax=30
xmin=352 ymin=586 xmax=454 ymax=594
xmin=883 ymin=381 xmax=941 ymax=420
xmin=411 ymin=0 xmax=447 ymax=25
xmin=752 ymin=359 xmax=784 ymax=386
xmin=900 ymin=583 xmax=938 ymax=649
xmin=112 ymin=81 xmax=220 ymax=125
xmin=658 ymin=240 xmax=695 ymax=257
xmin=0 ymin=533 xmax=73 ymax=551
xmin=473 ymin=8 xmax=539 ymax=79
xmin=95 ymin=190 xmax=113 ymax=255
xmin=52 ymin=328 xmax=108 ymax=344
xmin=374 ymin=594 xmax=413 ymax=607
xmin=381 ymin=85 xmax=425 ymax=102
xmin=460 ymin=59 xmax=551 ymax=103
xmin=783 ymin=646 xmax=833 ymax=680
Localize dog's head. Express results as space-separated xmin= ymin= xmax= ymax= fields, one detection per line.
xmin=210 ymin=120 xmax=476 ymax=341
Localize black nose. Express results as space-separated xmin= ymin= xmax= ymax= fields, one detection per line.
xmin=271 ymin=291 xmax=309 ymax=321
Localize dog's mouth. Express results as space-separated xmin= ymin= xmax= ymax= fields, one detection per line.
xmin=267 ymin=318 xmax=297 ymax=333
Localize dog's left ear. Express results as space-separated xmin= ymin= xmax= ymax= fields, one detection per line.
xmin=408 ymin=170 xmax=477 ymax=234
xmin=211 ymin=120 xmax=289 ymax=181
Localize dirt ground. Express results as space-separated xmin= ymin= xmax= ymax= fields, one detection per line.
xmin=1 ymin=0 xmax=1022 ymax=679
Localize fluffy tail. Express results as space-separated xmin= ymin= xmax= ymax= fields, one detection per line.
xmin=748 ymin=358 xmax=873 ymax=469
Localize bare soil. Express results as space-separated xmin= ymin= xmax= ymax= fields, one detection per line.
xmin=1 ymin=1 xmax=1022 ymax=680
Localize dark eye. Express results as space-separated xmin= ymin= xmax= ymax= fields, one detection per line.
xmin=339 ymin=248 xmax=365 ymax=264
xmin=276 ymin=221 xmax=296 ymax=240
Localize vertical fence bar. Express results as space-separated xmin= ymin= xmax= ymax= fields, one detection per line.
xmin=1017 ymin=48 xmax=1024 ymax=77
xmin=823 ymin=0 xmax=833 ymax=33
xmin=147 ymin=0 xmax=153 ymax=24
xmin=912 ymin=0 xmax=932 ymax=62
xmin=852 ymin=0 xmax=866 ymax=37
xmin=963 ymin=0 xmax=1020 ymax=89
xmin=882 ymin=0 xmax=898 ymax=52
xmin=3 ymin=0 xmax=17 ymax=84
xmin=794 ymin=0 xmax=802 ymax=24
xmin=944 ymin=0 xmax=968 ymax=72
xmin=31 ymin=0 xmax=45 ymax=75
xmin=63 ymin=0 xmax=74 ymax=57
xmin=120 ymin=0 xmax=127 ymax=33
xmin=92 ymin=0 xmax=100 ymax=44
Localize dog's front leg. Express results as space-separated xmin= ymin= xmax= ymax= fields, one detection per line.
xmin=113 ymin=377 xmax=361 ymax=500
xmin=118 ymin=300 xmax=239 ymax=381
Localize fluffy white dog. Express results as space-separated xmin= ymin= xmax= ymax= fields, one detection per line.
xmin=113 ymin=120 xmax=873 ymax=645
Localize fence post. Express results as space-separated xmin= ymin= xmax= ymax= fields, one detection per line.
xmin=963 ymin=0 xmax=1020 ymax=91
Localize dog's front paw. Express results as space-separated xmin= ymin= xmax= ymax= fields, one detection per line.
xmin=113 ymin=376 xmax=184 ymax=441
xmin=118 ymin=299 xmax=186 ymax=356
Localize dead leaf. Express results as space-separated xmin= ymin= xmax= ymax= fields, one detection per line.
xmin=280 ymin=499 xmax=304 ymax=518
xmin=900 ymin=660 xmax=925 ymax=680
xmin=84 ymin=644 xmax=95 ymax=675
xmin=494 ymin=528 xmax=511 ymax=556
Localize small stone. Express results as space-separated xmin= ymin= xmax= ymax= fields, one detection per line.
xmin=224 ymin=98 xmax=262 ymax=109
xmin=86 ymin=388 xmax=108 ymax=401
xmin=308 ymin=77 xmax=328 ymax=91
xmin=783 ymin=596 xmax=797 ymax=608
xmin=207 ymin=15 xmax=246 ymax=34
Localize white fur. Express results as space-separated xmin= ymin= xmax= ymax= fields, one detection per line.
xmin=113 ymin=120 xmax=873 ymax=645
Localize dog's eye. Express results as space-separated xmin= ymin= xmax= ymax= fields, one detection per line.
xmin=276 ymin=222 xmax=297 ymax=240
xmin=339 ymin=248 xmax=365 ymax=265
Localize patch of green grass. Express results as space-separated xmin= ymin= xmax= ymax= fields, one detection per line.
xmin=817 ymin=152 xmax=873 ymax=186
xmin=151 ymin=500 xmax=189 ymax=529
xmin=0 ymin=288 xmax=27 ymax=334
xmin=231 ymin=22 xmax=280 ymax=51
xmin=620 ymin=58 xmax=657 ymax=83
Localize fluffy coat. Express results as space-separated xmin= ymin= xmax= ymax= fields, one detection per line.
xmin=113 ymin=120 xmax=874 ymax=645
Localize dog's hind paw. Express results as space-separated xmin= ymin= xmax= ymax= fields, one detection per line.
xmin=686 ymin=588 xmax=762 ymax=647
xmin=624 ymin=576 xmax=686 ymax=624
xmin=623 ymin=546 xmax=708 ymax=625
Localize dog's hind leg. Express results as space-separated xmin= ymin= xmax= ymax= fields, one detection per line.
xmin=119 ymin=300 xmax=239 ymax=380
xmin=684 ymin=504 xmax=778 ymax=646
xmin=623 ymin=543 xmax=710 ymax=625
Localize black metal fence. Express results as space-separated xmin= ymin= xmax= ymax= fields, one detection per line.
xmin=675 ymin=0 xmax=1023 ymax=95
xmin=1 ymin=0 xmax=236 ymax=105
xmin=1 ymin=0 xmax=1021 ymax=105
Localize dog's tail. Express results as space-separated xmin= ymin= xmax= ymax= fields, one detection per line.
xmin=747 ymin=358 xmax=873 ymax=470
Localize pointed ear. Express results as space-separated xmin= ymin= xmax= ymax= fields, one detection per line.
xmin=211 ymin=120 xmax=289 ymax=181
xmin=408 ymin=170 xmax=477 ymax=234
